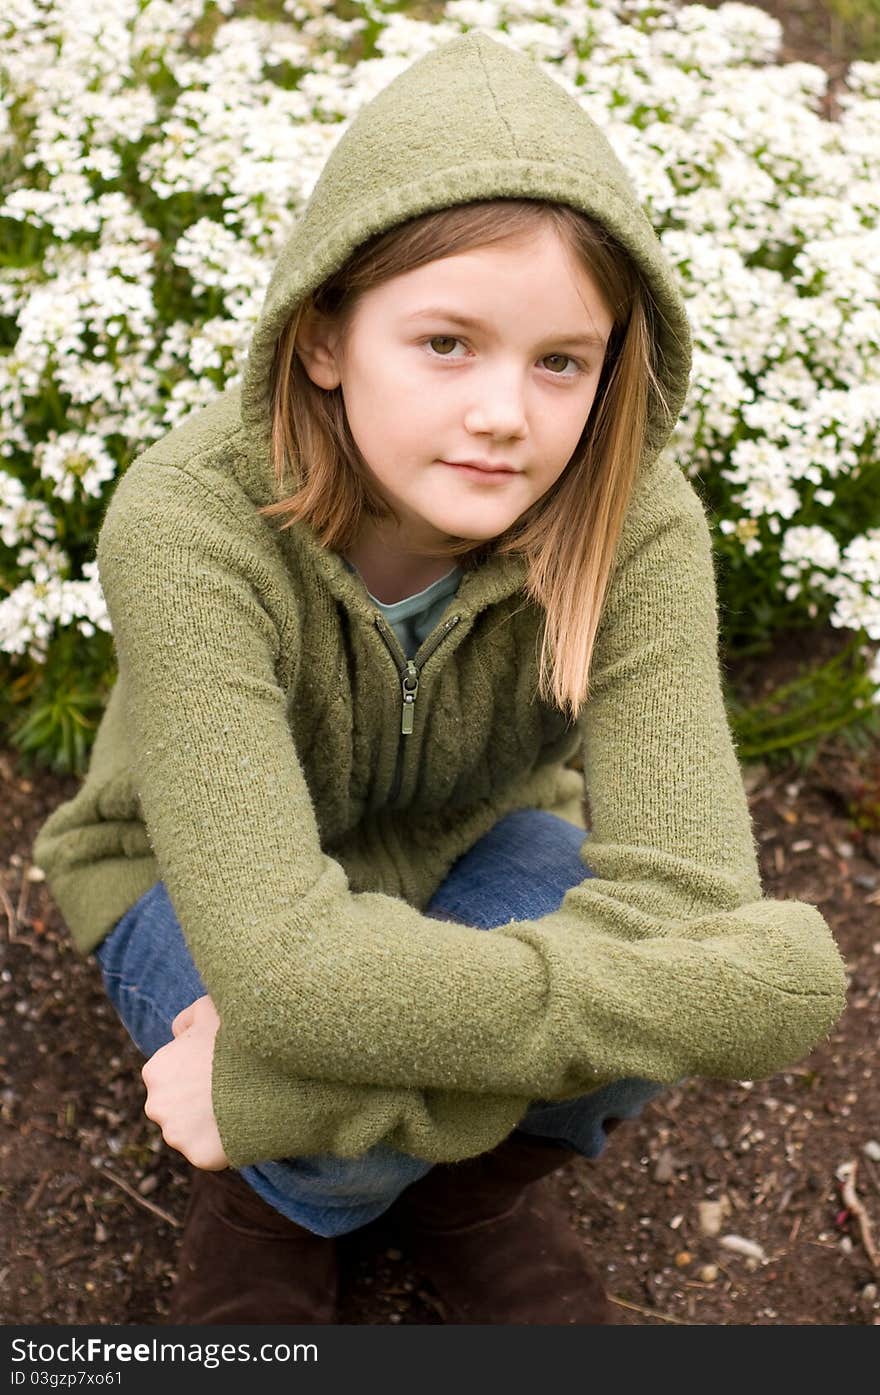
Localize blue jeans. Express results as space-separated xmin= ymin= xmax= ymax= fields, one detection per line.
xmin=94 ymin=809 xmax=664 ymax=1237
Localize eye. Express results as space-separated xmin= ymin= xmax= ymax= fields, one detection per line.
xmin=422 ymin=337 xmax=586 ymax=377
xmin=425 ymin=335 xmax=467 ymax=358
xmin=542 ymin=353 xmax=583 ymax=377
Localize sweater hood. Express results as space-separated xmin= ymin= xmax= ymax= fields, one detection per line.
xmin=240 ymin=28 xmax=692 ymax=494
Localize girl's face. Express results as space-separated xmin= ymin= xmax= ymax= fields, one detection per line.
xmin=296 ymin=224 xmax=615 ymax=557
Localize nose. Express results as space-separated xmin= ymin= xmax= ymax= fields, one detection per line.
xmin=462 ymin=361 xmax=528 ymax=441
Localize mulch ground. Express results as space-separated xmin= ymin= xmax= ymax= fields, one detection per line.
xmin=2 ymin=617 xmax=879 ymax=1326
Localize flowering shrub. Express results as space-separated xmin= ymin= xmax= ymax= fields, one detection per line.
xmin=1 ymin=0 xmax=879 ymax=772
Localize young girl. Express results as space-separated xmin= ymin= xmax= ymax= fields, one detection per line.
xmin=33 ymin=30 xmax=846 ymax=1326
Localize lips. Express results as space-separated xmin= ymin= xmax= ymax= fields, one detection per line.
xmin=442 ymin=460 xmax=518 ymax=477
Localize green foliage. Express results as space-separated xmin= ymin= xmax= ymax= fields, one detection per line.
xmin=10 ymin=680 xmax=105 ymax=777
xmin=724 ymin=630 xmax=880 ymax=777
xmin=827 ymin=0 xmax=880 ymax=59
xmin=3 ymin=629 xmax=116 ymax=777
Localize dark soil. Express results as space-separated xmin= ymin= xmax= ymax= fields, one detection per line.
xmin=2 ymin=616 xmax=879 ymax=1326
xmin=3 ymin=0 xmax=879 ymax=1330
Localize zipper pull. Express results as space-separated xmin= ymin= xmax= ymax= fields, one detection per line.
xmin=401 ymin=661 xmax=420 ymax=735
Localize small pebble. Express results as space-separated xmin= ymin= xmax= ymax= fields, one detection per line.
xmin=138 ymin=1175 xmax=159 ymax=1196
xmin=861 ymin=1283 xmax=877 ymax=1302
xmin=95 ymin=1223 xmax=108 ymax=1244
xmin=720 ymin=1234 xmax=766 ymax=1263
xmin=653 ymin=1148 xmax=676 ymax=1184
xmin=863 ymin=1140 xmax=880 ymax=1162
xmin=674 ymin=1250 xmax=692 ymax=1267
xmin=699 ymin=1264 xmax=719 ymax=1283
xmin=698 ymin=1199 xmax=725 ymax=1237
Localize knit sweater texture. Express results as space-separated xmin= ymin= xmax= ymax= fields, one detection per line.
xmin=32 ymin=31 xmax=847 ymax=1168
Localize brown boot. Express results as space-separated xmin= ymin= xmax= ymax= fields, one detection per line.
xmin=169 ymin=1167 xmax=338 ymax=1324
xmin=389 ymin=1131 xmax=615 ymax=1325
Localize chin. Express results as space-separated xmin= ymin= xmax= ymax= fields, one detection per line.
xmin=431 ymin=515 xmax=517 ymax=542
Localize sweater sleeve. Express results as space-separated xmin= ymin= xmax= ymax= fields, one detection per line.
xmin=95 ymin=457 xmax=846 ymax=1163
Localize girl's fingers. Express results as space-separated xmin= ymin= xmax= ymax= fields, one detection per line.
xmin=171 ymin=993 xmax=213 ymax=1037
xmin=171 ymin=1003 xmax=196 ymax=1037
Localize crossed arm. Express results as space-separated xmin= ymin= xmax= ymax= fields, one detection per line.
xmin=142 ymin=905 xmax=467 ymax=1169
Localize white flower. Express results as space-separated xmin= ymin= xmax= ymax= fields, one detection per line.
xmin=0 ymin=557 xmax=111 ymax=660
xmin=779 ymin=526 xmax=842 ymax=598
xmin=826 ymin=575 xmax=880 ymax=641
xmin=172 ymin=219 xmax=271 ymax=319
xmin=0 ymin=469 xmax=57 ymax=549
xmin=0 ymin=0 xmax=877 ymax=698
xmin=842 ymin=531 xmax=880 ymax=587
xmin=36 ymin=432 xmax=118 ymax=504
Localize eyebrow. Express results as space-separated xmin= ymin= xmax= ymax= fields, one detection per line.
xmin=403 ymin=307 xmax=608 ymax=349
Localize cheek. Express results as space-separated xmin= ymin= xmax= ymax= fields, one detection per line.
xmin=347 ymin=356 xmax=421 ymax=429
xmin=342 ymin=377 xmax=396 ymax=452
xmin=559 ymin=386 xmax=599 ymax=443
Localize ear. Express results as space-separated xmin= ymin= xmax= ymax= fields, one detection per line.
xmin=295 ymin=307 xmax=343 ymax=390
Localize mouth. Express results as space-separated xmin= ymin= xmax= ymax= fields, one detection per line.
xmin=440 ymin=461 xmax=519 ymax=480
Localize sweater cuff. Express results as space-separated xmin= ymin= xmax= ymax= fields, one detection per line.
xmin=211 ymin=1025 xmax=528 ymax=1168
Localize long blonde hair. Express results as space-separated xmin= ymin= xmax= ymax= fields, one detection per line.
xmin=258 ymin=199 xmax=671 ymax=721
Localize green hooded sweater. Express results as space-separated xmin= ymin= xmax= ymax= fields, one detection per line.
xmin=32 ymin=31 xmax=847 ymax=1169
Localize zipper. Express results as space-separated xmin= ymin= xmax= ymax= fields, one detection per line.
xmin=374 ymin=612 xmax=462 ymax=804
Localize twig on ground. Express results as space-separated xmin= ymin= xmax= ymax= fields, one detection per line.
xmin=16 ymin=871 xmax=32 ymax=927
xmin=576 ymin=1175 xmax=618 ymax=1212
xmin=838 ymin=1160 xmax=879 ymax=1273
xmin=862 ymin=1154 xmax=880 ymax=1198
xmin=0 ymin=880 xmax=17 ymax=939
xmin=98 ymin=1167 xmax=181 ymax=1230
xmin=54 ymin=1180 xmax=79 ymax=1207
xmin=55 ymin=1249 xmax=93 ymax=1269
xmin=24 ymin=1169 xmax=52 ymax=1213
xmin=609 ymin=1294 xmax=693 ymax=1325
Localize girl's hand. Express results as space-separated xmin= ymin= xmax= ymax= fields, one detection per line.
xmin=141 ymin=994 xmax=230 ymax=1170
